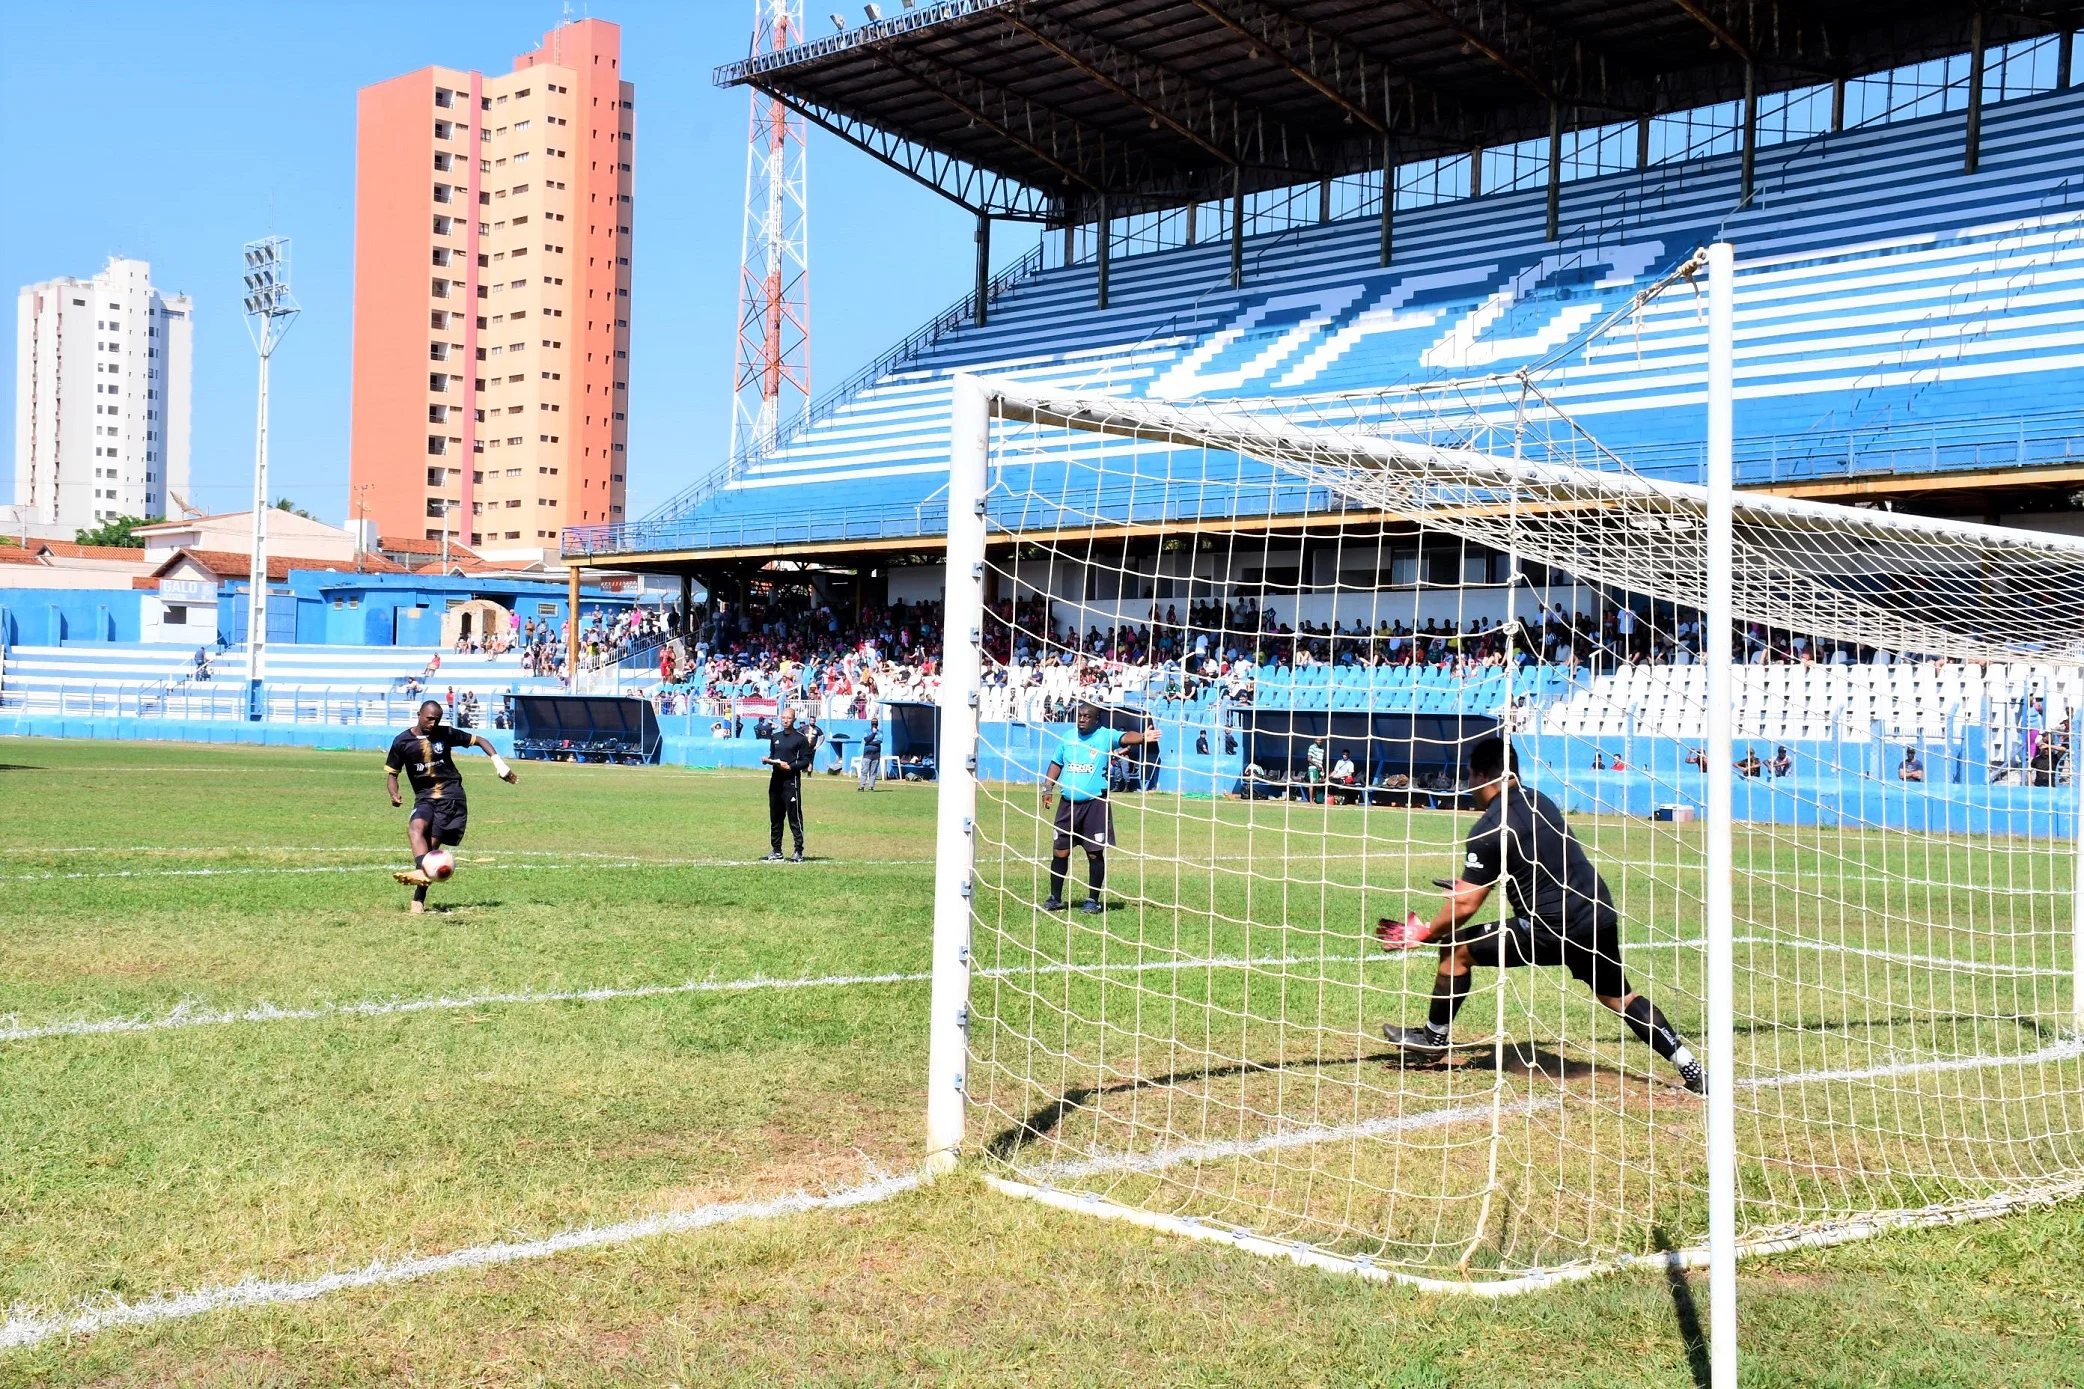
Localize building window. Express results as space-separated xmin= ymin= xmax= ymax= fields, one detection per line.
xmin=434 ymin=152 xmax=453 ymax=172
xmin=428 ymin=405 xmax=448 ymax=423
xmin=435 ymin=88 xmax=454 ymax=108
xmin=427 ymin=436 xmax=448 ymax=456
xmin=432 ymin=247 xmax=452 ymax=266
xmin=429 ymin=373 xmax=450 ymax=391
xmin=434 ymin=184 xmax=453 ymax=203
xmin=426 ymin=500 xmax=448 ymax=518
xmin=427 ymin=467 xmax=446 ymax=486
xmin=431 ymin=278 xmax=450 ymax=299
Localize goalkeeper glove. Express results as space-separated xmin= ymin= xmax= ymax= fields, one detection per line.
xmin=1376 ymin=911 xmax=1432 ymax=951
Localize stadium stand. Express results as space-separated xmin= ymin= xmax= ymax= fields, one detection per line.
xmin=0 ymin=643 xmax=563 ymax=726
xmin=574 ymin=85 xmax=2084 ymax=561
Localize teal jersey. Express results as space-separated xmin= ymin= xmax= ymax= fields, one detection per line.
xmin=1054 ymin=724 xmax=1123 ymax=801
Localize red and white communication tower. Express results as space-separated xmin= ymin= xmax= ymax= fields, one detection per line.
xmin=731 ymin=0 xmax=811 ymax=462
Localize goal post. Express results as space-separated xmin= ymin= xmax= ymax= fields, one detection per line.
xmin=929 ymin=290 xmax=2084 ymax=1312
xmin=1704 ymin=240 xmax=1738 ymax=1389
xmin=926 ymin=372 xmax=992 ymax=1173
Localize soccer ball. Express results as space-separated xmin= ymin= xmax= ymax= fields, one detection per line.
xmin=422 ymin=848 xmax=456 ymax=881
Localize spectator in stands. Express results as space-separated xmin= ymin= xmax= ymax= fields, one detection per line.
xmin=193 ymin=647 xmax=212 ymax=682
xmin=1771 ymin=746 xmax=1793 ymax=777
xmin=1736 ymin=749 xmax=1763 ymax=778
xmin=1306 ymin=739 xmax=1327 ymax=803
xmin=1195 ymin=729 xmax=1210 ymax=756
xmin=1330 ymin=749 xmax=1358 ymax=803
xmin=1900 ymin=747 xmax=1926 ymax=782
xmin=1593 ymin=751 xmax=1608 ymax=771
xmin=1685 ymin=746 xmax=1707 ymax=772
xmin=2021 ymin=694 xmax=2047 ymax=767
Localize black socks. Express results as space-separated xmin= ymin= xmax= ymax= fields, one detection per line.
xmin=1085 ymin=852 xmax=1105 ymax=900
xmin=1426 ymin=969 xmax=1471 ymax=1039
xmin=1049 ymin=857 xmax=1068 ymax=901
xmin=1622 ymin=995 xmax=1691 ymax=1063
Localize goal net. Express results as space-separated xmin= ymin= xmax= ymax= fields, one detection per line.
xmin=934 ymin=353 xmax=2084 ymax=1289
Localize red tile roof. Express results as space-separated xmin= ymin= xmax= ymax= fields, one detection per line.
xmin=151 ymin=548 xmax=409 ymax=581
xmin=0 ymin=546 xmax=47 ymax=566
xmin=34 ymin=540 xmax=146 ymax=561
xmin=378 ymin=535 xmax=480 ymax=559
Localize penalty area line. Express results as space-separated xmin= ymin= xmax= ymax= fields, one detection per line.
xmin=0 ymin=1170 xmax=923 ymax=1352
xmin=0 ymin=952 xmax=1390 ymax=1045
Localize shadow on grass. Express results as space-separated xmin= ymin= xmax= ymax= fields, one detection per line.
xmin=1652 ymin=1224 xmax=1712 ymax=1389
xmin=985 ymin=1040 xmax=1615 ymax=1160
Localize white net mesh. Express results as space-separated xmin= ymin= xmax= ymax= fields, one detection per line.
xmin=953 ymin=358 xmax=2084 ymax=1285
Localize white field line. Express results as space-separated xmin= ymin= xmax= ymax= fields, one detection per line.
xmin=0 ymin=952 xmax=1397 ymax=1045
xmin=0 ymin=854 xmax=937 ymax=884
xmin=1032 ymin=1098 xmax=1563 ymax=1180
xmin=0 ymin=1170 xmax=923 ymax=1353
xmin=7 ymin=925 xmax=2061 ymax=1045
xmin=1023 ymin=1037 xmax=2084 ymax=1184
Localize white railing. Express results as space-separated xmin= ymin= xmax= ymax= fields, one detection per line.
xmin=0 ymin=680 xmax=516 ymax=728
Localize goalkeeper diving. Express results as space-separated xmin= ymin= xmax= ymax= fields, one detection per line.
xmin=1377 ymin=736 xmax=1707 ymax=1095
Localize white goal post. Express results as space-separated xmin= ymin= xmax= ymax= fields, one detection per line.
xmin=929 ymin=244 xmax=2084 ymax=1381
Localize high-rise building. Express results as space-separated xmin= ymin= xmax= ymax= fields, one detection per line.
xmin=349 ymin=17 xmax=633 ymax=563
xmin=13 ymin=256 xmax=193 ymax=533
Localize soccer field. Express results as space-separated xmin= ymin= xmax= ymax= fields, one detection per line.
xmin=2 ymin=738 xmax=2080 ymax=1387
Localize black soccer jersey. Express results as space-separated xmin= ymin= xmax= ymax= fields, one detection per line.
xmin=387 ymin=724 xmax=470 ymax=801
xmin=1460 ymin=785 xmax=1617 ymax=938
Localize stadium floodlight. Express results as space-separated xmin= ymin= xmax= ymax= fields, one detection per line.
xmin=864 ymin=3 xmax=881 ymax=19
xmin=928 ymin=244 xmax=2084 ymax=1384
xmin=829 ymin=13 xmax=845 ymax=30
xmin=241 ymin=235 xmax=300 ymax=722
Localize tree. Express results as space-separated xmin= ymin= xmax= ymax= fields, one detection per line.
xmin=75 ymin=514 xmax=161 ymax=548
xmin=273 ymin=498 xmax=315 ymax=520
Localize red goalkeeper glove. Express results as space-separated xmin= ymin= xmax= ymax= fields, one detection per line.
xmin=1376 ymin=911 xmax=1432 ymax=951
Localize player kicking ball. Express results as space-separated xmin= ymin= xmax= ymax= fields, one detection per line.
xmin=1040 ymin=701 xmax=1158 ymax=914
xmin=1376 ymin=736 xmax=1706 ymax=1095
xmin=385 ymin=698 xmax=518 ymax=913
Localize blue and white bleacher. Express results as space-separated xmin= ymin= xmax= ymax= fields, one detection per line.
xmin=597 ymin=86 xmax=2084 ymax=557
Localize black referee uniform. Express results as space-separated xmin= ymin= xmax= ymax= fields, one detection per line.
xmin=765 ymin=722 xmax=814 ymax=859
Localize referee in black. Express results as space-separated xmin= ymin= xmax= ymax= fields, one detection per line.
xmin=1377 ymin=735 xmax=1706 ymax=1094
xmin=762 ymin=706 xmax=814 ymax=862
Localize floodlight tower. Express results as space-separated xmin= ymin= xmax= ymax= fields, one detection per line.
xmin=241 ymin=237 xmax=300 ymax=721
xmin=729 ymin=0 xmax=811 ymax=464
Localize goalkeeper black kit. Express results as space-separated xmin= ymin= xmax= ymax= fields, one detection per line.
xmin=767 ymin=726 xmax=814 ymax=855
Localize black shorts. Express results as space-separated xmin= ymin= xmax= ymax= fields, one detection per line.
xmin=1053 ymin=795 xmax=1114 ymax=852
xmin=410 ymin=796 xmax=469 ymax=847
xmin=1462 ymin=916 xmax=1627 ymax=999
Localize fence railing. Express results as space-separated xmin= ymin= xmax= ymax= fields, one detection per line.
xmin=0 ymin=681 xmax=519 ymax=727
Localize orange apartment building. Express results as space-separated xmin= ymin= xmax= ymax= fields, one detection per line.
xmin=349 ymin=18 xmax=633 ymax=564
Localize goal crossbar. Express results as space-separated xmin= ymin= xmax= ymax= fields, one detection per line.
xmin=977 ymin=375 xmax=2084 ymax=668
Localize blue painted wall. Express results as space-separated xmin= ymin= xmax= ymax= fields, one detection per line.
xmin=0 ymin=590 xmax=142 ymax=646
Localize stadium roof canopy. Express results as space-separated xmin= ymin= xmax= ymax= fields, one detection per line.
xmin=714 ymin=0 xmax=2074 ymax=220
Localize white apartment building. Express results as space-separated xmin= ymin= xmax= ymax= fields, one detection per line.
xmin=13 ymin=256 xmax=194 ymax=533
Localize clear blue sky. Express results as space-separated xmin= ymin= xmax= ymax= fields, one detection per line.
xmin=1 ymin=1 xmax=1032 ymax=526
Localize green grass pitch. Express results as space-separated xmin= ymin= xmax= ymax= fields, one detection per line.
xmin=1 ymin=737 xmax=2079 ymax=1387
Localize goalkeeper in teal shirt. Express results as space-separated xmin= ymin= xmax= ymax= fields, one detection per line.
xmin=1040 ymin=701 xmax=1160 ymax=913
